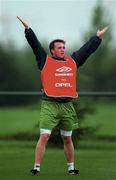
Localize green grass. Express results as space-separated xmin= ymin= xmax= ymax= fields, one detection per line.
xmin=82 ymin=102 xmax=116 ymax=136
xmin=0 ymin=106 xmax=40 ymax=135
xmin=0 ymin=140 xmax=116 ymax=180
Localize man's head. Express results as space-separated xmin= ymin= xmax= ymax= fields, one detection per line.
xmin=49 ymin=39 xmax=66 ymax=58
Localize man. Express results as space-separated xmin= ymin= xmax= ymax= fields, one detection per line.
xmin=17 ymin=16 xmax=108 ymax=175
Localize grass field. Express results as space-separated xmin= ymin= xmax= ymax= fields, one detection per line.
xmin=0 ymin=105 xmax=40 ymax=136
xmin=82 ymin=102 xmax=116 ymax=136
xmin=0 ymin=102 xmax=116 ymax=137
xmin=0 ymin=140 xmax=116 ymax=180
xmin=0 ymin=102 xmax=116 ymax=179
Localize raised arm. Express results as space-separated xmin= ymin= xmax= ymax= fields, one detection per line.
xmin=17 ymin=16 xmax=47 ymax=70
xmin=71 ymin=26 xmax=108 ymax=68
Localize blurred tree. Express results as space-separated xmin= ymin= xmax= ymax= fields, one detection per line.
xmin=0 ymin=43 xmax=41 ymax=105
xmin=78 ymin=0 xmax=115 ymax=92
xmin=0 ymin=44 xmax=19 ymax=91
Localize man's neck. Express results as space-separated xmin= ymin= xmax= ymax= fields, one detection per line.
xmin=52 ymin=56 xmax=66 ymax=61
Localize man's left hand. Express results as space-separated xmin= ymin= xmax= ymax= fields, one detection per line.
xmin=96 ymin=26 xmax=108 ymax=37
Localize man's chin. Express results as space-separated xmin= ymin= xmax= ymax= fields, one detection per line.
xmin=60 ymin=54 xmax=65 ymax=58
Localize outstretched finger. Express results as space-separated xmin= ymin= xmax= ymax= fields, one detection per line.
xmin=17 ymin=16 xmax=29 ymax=28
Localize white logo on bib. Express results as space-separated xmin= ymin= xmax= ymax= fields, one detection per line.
xmin=56 ymin=66 xmax=72 ymax=73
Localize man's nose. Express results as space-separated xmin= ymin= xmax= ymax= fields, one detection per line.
xmin=61 ymin=48 xmax=65 ymax=51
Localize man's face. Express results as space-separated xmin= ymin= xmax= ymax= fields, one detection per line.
xmin=51 ymin=42 xmax=66 ymax=58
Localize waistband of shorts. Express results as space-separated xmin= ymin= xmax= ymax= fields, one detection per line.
xmin=41 ymin=97 xmax=73 ymax=103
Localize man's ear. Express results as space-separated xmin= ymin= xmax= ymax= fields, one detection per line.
xmin=51 ymin=49 xmax=54 ymax=55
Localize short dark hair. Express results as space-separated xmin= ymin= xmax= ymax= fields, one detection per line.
xmin=49 ymin=39 xmax=65 ymax=54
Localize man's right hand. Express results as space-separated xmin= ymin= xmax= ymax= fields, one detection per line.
xmin=17 ymin=16 xmax=29 ymax=29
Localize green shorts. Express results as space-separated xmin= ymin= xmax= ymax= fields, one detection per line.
xmin=39 ymin=100 xmax=78 ymax=132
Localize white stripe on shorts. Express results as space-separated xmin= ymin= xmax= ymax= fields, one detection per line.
xmin=40 ymin=128 xmax=51 ymax=135
xmin=60 ymin=129 xmax=72 ymax=136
